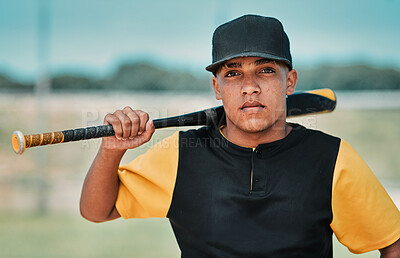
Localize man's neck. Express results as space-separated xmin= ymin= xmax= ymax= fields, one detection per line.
xmin=221 ymin=120 xmax=292 ymax=148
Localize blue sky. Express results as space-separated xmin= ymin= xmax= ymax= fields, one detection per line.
xmin=0 ymin=0 xmax=399 ymax=81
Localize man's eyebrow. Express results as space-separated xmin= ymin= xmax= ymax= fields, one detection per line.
xmin=222 ymin=58 xmax=275 ymax=69
xmin=224 ymin=62 xmax=242 ymax=69
xmin=254 ymin=58 xmax=275 ymax=66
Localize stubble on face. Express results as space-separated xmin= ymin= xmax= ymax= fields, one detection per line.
xmin=213 ymin=57 xmax=296 ymax=145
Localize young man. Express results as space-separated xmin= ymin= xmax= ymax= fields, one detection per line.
xmin=80 ymin=15 xmax=400 ymax=257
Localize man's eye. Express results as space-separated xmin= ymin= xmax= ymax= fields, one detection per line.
xmin=225 ymin=71 xmax=240 ymax=77
xmin=261 ymin=68 xmax=275 ymax=74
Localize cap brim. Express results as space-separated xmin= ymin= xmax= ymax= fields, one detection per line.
xmin=205 ymin=52 xmax=292 ymax=73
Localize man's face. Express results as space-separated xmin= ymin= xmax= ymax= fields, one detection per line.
xmin=212 ymin=56 xmax=297 ymax=133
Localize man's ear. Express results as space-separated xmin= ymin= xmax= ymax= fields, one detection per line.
xmin=212 ymin=76 xmax=222 ymax=100
xmin=286 ymin=69 xmax=298 ymax=96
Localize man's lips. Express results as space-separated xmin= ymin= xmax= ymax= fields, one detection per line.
xmin=240 ymin=101 xmax=265 ymax=110
xmin=239 ymin=101 xmax=266 ymax=114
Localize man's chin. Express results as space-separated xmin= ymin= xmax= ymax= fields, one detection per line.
xmin=237 ymin=118 xmax=288 ymax=133
xmin=238 ymin=121 xmax=274 ymax=134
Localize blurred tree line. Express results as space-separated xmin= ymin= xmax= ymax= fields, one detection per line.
xmin=296 ymin=65 xmax=400 ymax=91
xmin=1 ymin=62 xmax=399 ymax=92
xmin=0 ymin=62 xmax=211 ymax=92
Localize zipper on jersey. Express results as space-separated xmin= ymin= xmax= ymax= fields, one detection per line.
xmin=250 ymin=148 xmax=255 ymax=192
xmin=250 ymin=169 xmax=254 ymax=191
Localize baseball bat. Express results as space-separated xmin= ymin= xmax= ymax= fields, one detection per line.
xmin=11 ymin=88 xmax=336 ymax=155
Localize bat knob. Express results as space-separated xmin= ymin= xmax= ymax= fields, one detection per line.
xmin=12 ymin=131 xmax=26 ymax=155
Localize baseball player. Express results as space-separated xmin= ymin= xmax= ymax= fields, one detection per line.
xmin=80 ymin=15 xmax=400 ymax=257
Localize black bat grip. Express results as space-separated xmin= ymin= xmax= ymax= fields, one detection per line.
xmin=60 ymin=106 xmax=224 ymax=143
xmin=62 ymin=125 xmax=115 ymax=143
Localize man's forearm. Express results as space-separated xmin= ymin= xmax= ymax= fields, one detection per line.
xmin=80 ymin=145 xmax=125 ymax=222
xmin=380 ymin=238 xmax=400 ymax=258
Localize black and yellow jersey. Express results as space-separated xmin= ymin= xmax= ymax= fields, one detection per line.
xmin=116 ymin=124 xmax=400 ymax=257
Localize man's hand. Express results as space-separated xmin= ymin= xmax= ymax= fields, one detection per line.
xmin=102 ymin=107 xmax=155 ymax=151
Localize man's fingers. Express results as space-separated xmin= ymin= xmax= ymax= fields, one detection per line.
xmin=103 ymin=107 xmax=154 ymax=150
xmin=122 ymin=107 xmax=141 ymax=139
xmin=114 ymin=110 xmax=132 ymax=140
xmin=141 ymin=119 xmax=155 ymax=139
xmin=127 ymin=119 xmax=155 ymax=147
xmin=104 ymin=113 xmax=123 ymax=140
xmin=134 ymin=111 xmax=150 ymax=137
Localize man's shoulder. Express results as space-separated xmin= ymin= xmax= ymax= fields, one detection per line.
xmin=295 ymin=123 xmax=341 ymax=143
xmin=290 ymin=123 xmax=342 ymax=155
xmin=179 ymin=126 xmax=215 ymax=139
xmin=178 ymin=126 xmax=222 ymax=149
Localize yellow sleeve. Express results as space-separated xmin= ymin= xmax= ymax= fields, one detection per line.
xmin=115 ymin=131 xmax=179 ymax=219
xmin=331 ymin=140 xmax=400 ymax=253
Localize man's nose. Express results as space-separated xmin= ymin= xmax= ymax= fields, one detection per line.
xmin=241 ymin=75 xmax=261 ymax=95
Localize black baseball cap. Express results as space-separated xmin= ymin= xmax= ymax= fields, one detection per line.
xmin=206 ymin=14 xmax=292 ymax=73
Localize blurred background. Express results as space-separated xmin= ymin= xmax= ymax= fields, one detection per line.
xmin=0 ymin=0 xmax=399 ymax=257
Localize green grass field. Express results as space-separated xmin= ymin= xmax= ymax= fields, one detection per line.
xmin=0 ymin=212 xmax=380 ymax=258
xmin=0 ymin=213 xmax=180 ymax=258
xmin=0 ymin=92 xmax=398 ymax=257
